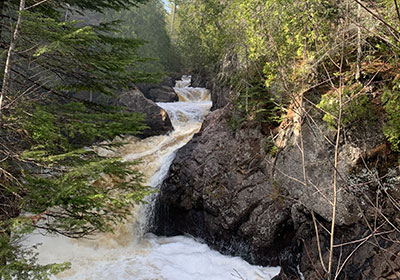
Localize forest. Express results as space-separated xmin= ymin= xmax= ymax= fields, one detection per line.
xmin=0 ymin=0 xmax=400 ymax=279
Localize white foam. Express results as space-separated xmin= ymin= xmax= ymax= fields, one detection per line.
xmin=26 ymin=233 xmax=280 ymax=280
xmin=23 ymin=76 xmax=280 ymax=279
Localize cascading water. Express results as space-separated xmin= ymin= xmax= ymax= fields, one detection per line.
xmin=24 ymin=76 xmax=280 ymax=280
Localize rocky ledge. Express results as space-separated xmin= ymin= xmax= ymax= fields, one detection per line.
xmin=137 ymin=76 xmax=179 ymax=103
xmin=152 ymin=89 xmax=400 ymax=279
xmin=116 ymin=87 xmax=173 ymax=137
xmin=73 ymin=86 xmax=173 ymax=138
xmin=152 ymin=105 xmax=295 ymax=267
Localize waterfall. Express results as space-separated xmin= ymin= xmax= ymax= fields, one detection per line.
xmin=23 ymin=76 xmax=280 ymax=280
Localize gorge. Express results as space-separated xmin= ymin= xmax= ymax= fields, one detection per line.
xmin=24 ymin=76 xmax=280 ymax=280
xmin=2 ymin=1 xmax=400 ymax=279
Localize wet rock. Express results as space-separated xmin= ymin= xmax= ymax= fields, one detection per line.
xmin=153 ymin=106 xmax=294 ymax=266
xmin=153 ymin=85 xmax=400 ymax=279
xmin=137 ymin=77 xmax=179 ymax=103
xmin=70 ymin=88 xmax=173 ymax=138
xmin=147 ymin=86 xmax=179 ymax=103
xmin=116 ymin=88 xmax=173 ymax=137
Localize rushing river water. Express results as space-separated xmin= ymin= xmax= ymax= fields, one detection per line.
xmin=24 ymin=76 xmax=280 ymax=280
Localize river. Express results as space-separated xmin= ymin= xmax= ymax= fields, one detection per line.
xmin=24 ymin=76 xmax=280 ymax=280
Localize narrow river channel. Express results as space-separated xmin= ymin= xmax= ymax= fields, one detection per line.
xmin=24 ymin=76 xmax=280 ymax=280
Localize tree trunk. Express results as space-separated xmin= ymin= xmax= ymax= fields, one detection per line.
xmin=356 ymin=3 xmax=362 ymax=80
xmin=170 ymin=1 xmax=176 ymax=38
xmin=0 ymin=0 xmax=7 ymax=48
xmin=0 ymin=0 xmax=25 ymax=118
xmin=0 ymin=0 xmax=5 ymax=23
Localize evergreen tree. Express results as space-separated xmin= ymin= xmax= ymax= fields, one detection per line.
xmin=0 ymin=0 xmax=165 ymax=278
xmin=102 ymin=0 xmax=180 ymax=73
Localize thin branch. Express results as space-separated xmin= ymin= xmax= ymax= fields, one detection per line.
xmin=395 ymin=0 xmax=400 ymax=25
xmin=328 ymin=2 xmax=348 ymax=278
xmin=352 ymin=0 xmax=400 ymax=39
xmin=311 ymin=210 xmax=328 ymax=273
xmin=24 ymin=0 xmax=50 ymax=10
xmin=0 ymin=0 xmax=25 ymax=118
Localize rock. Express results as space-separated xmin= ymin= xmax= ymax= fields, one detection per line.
xmin=136 ymin=83 xmax=155 ymax=96
xmin=116 ymin=88 xmax=173 ymax=137
xmin=273 ymin=115 xmax=360 ymax=226
xmin=147 ymin=86 xmax=179 ymax=102
xmin=137 ymin=76 xmax=179 ymax=103
xmin=161 ymin=76 xmax=175 ymax=87
xmin=190 ymin=73 xmax=231 ymax=110
xmin=209 ymin=82 xmax=231 ymax=111
xmin=71 ymin=87 xmax=173 ymax=138
xmin=152 ymin=85 xmax=400 ymax=279
xmin=191 ymin=74 xmax=206 ymax=88
xmin=271 ymin=92 xmax=399 ymax=279
xmin=152 ymin=106 xmax=294 ymax=267
xmin=71 ymin=90 xmax=114 ymax=105
xmin=272 ymin=90 xmax=389 ymax=226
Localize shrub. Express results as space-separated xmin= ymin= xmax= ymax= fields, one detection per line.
xmin=317 ymin=84 xmax=375 ymax=130
xmin=382 ymin=84 xmax=400 ymax=152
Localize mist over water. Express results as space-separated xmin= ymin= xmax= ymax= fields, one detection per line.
xmin=24 ymin=76 xmax=280 ymax=280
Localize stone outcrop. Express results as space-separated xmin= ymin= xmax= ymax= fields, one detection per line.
xmin=152 ymin=89 xmax=400 ymax=279
xmin=274 ymin=110 xmax=360 ymax=226
xmin=191 ymin=73 xmax=231 ymax=110
xmin=270 ymin=94 xmax=400 ymax=279
xmin=72 ymin=87 xmax=173 ymax=138
xmin=116 ymin=88 xmax=173 ymax=137
xmin=147 ymin=86 xmax=179 ymax=103
xmin=152 ymin=106 xmax=295 ymax=266
xmin=137 ymin=77 xmax=179 ymax=103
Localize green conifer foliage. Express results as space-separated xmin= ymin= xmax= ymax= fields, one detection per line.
xmin=0 ymin=0 xmax=165 ymax=278
xmin=1 ymin=100 xmax=151 ymax=278
xmin=17 ymin=11 xmax=155 ymax=95
xmin=102 ymin=0 xmax=181 ymax=73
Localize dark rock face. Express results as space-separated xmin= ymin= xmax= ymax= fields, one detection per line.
xmin=137 ymin=77 xmax=179 ymax=103
xmin=191 ymin=74 xmax=207 ymax=88
xmin=116 ymin=88 xmax=173 ymax=137
xmin=153 ymin=106 xmax=295 ymax=266
xmin=147 ymin=86 xmax=179 ymax=103
xmin=71 ymin=88 xmax=173 ymax=138
xmin=208 ymin=81 xmax=231 ymax=111
xmin=190 ymin=73 xmax=231 ymax=110
xmin=152 ymin=89 xmax=400 ymax=279
xmin=291 ymin=220 xmax=400 ymax=280
xmin=161 ymin=76 xmax=176 ymax=88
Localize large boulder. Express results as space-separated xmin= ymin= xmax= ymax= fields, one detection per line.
xmin=147 ymin=86 xmax=179 ymax=103
xmin=152 ymin=106 xmax=295 ymax=267
xmin=137 ymin=77 xmax=179 ymax=103
xmin=116 ymin=88 xmax=173 ymax=137
xmin=70 ymin=88 xmax=173 ymax=138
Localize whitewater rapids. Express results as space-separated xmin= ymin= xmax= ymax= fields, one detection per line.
xmin=23 ymin=76 xmax=280 ymax=280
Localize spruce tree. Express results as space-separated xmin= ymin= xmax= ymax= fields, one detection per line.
xmin=0 ymin=0 xmax=161 ymax=278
